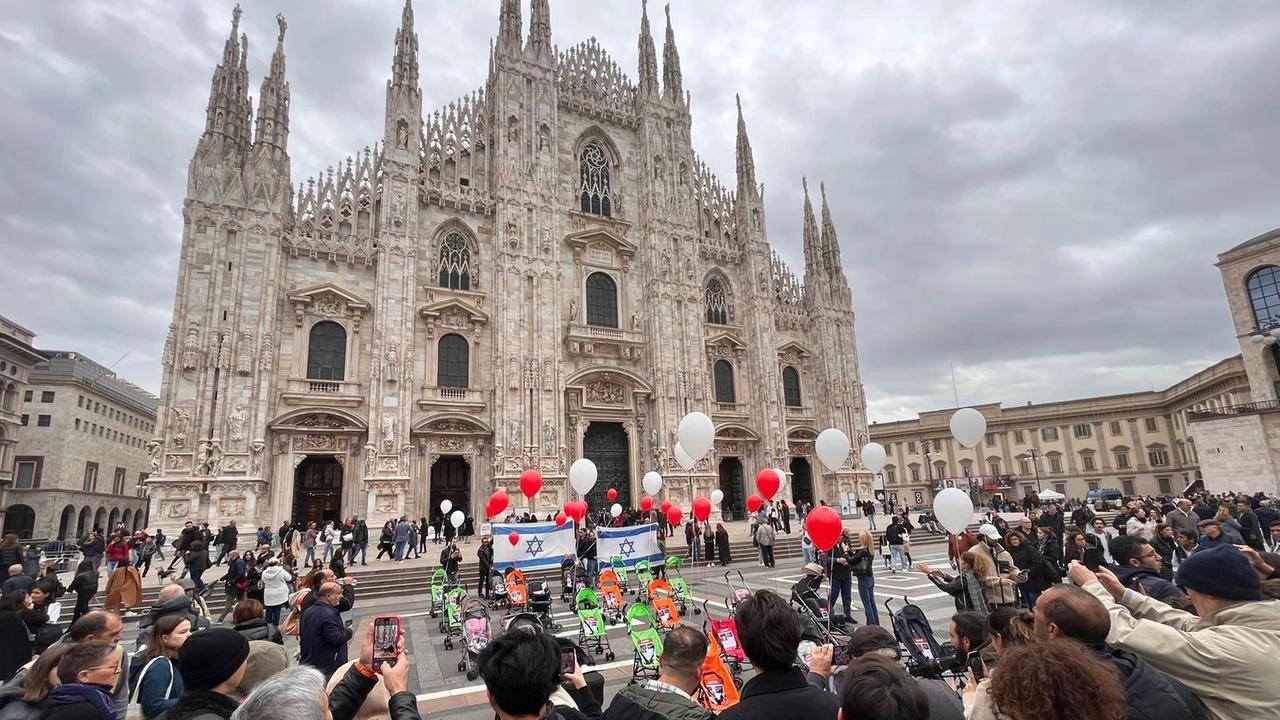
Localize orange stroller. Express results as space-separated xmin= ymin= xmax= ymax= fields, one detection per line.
xmin=700 ymin=626 xmax=742 ymax=711
xmin=599 ymin=569 xmax=626 ymax=625
xmin=504 ymin=568 xmax=528 ymax=614
xmin=648 ymin=579 xmax=681 ymax=631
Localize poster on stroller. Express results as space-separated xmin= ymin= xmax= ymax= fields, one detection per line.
xmin=492 ymin=521 xmax=577 ymax=570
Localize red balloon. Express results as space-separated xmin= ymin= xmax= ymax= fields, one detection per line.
xmin=665 ymin=506 xmax=683 ymax=527
xmin=806 ymin=506 xmax=844 ymax=552
xmin=640 ymin=496 xmax=654 ymax=512
xmin=692 ymin=496 xmax=712 ymax=522
xmin=565 ymin=501 xmax=587 ymax=524
xmin=755 ymin=469 xmax=780 ymax=501
xmin=659 ymin=500 xmax=672 ymax=513
xmin=488 ymin=490 xmax=510 ymax=517
xmin=508 ymin=531 xmax=520 ymax=547
xmin=746 ymin=494 xmax=763 ymax=514
xmin=555 ymin=512 xmax=568 ymax=527
xmin=519 ymin=469 xmax=543 ymax=499
xmin=607 ymin=488 xmax=618 ymax=502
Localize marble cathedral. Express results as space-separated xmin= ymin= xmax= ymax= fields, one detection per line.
xmin=148 ymin=1 xmax=872 ymax=529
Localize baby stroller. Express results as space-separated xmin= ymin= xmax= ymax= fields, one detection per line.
xmin=440 ymin=587 xmax=467 ymax=650
xmin=885 ymin=596 xmax=954 ymax=679
xmin=505 ymin=568 xmax=528 ymax=614
xmin=528 ymin=578 xmax=559 ymax=631
xmin=458 ymin=595 xmax=491 ymax=680
xmin=700 ymin=613 xmax=743 ymax=713
xmin=574 ymin=588 xmax=615 ymax=661
xmin=429 ymin=568 xmax=449 ymax=618
xmin=724 ymin=571 xmax=754 ymax=617
xmin=704 ymin=600 xmax=746 ymax=668
xmin=648 ymin=579 xmax=682 ymax=632
xmin=665 ymin=557 xmax=699 ymax=616
xmin=634 ymin=560 xmax=656 ymax=600
xmin=791 ymin=563 xmax=855 ymax=643
xmin=626 ymin=603 xmax=664 ymax=682
xmin=563 ymin=558 xmax=590 ymax=608
xmin=599 ymin=569 xmax=626 ymax=625
xmin=610 ymin=556 xmax=633 ymax=595
xmin=488 ymin=569 xmax=509 ymax=610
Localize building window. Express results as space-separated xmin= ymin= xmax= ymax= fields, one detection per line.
xmin=885 ymin=468 xmax=896 ymax=484
xmin=74 ymin=419 xmax=80 ymax=430
xmin=1053 ymin=483 xmax=1066 ymax=495
xmin=782 ymin=367 xmax=802 ymax=407
xmin=988 ymin=461 xmax=1001 ymax=476
xmin=934 ymin=461 xmax=948 ymax=478
xmin=1073 ymin=424 xmax=1091 ymax=439
xmin=585 ymin=272 xmax=618 ymax=328
xmin=960 ymin=461 xmax=973 ymax=477
xmin=1246 ymin=265 xmax=1280 ymax=327
xmin=1148 ymin=450 xmax=1169 ymax=467
xmin=1048 ymin=456 xmax=1063 ymax=473
xmin=113 ymin=468 xmax=126 ymax=495
xmin=908 ymin=441 xmax=917 ymax=454
xmin=1082 ymin=454 xmax=1096 ymax=471
xmin=705 ymin=279 xmax=729 ymax=325
xmin=713 ymin=360 xmax=736 ymax=404
xmin=1087 ymin=481 xmax=1099 ymax=492
xmin=436 ymin=333 xmax=470 ymax=388
xmin=909 ymin=466 xmax=920 ymax=482
xmin=437 ymin=231 xmax=473 ymax=291
xmin=1109 ymin=421 xmax=1122 ymax=436
xmin=23 ymin=390 xmax=32 ymax=402
xmin=40 ymin=391 xmax=54 ymax=403
xmin=1042 ymin=427 xmax=1059 ymax=441
xmin=985 ymin=433 xmax=996 ymax=447
xmin=306 ymin=321 xmax=347 ymax=381
xmin=20 ymin=415 xmax=28 ymax=426
xmin=83 ymin=463 xmax=98 ymax=492
xmin=1018 ymin=459 xmax=1030 ymax=475
xmin=1144 ymin=417 xmax=1158 ymax=433
xmin=1115 ymin=451 xmax=1131 ymax=469
xmin=578 ymin=143 xmax=612 ymax=217
xmin=14 ymin=460 xmax=38 ymax=489
xmin=1158 ymin=477 xmax=1172 ymax=494
xmin=1122 ymin=480 xmax=1136 ymax=495
xmin=1014 ymin=430 xmax=1024 ymax=444
xmin=36 ymin=415 xmax=50 ymax=427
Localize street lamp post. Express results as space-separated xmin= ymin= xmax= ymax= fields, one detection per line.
xmin=1021 ymin=448 xmax=1044 ymax=493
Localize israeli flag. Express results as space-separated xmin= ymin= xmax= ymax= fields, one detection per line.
xmin=598 ymin=524 xmax=663 ymax=568
xmin=491 ymin=521 xmax=578 ymax=571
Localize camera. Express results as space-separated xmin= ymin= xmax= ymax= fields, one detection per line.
xmin=906 ymin=643 xmax=963 ymax=679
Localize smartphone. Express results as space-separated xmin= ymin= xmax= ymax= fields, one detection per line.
xmin=832 ymin=645 xmax=851 ymax=666
xmin=560 ymin=647 xmax=577 ymax=675
xmin=1083 ymin=547 xmax=1103 ymax=572
xmin=372 ymin=615 xmax=402 ymax=671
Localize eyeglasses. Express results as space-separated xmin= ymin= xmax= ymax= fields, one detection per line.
xmin=85 ymin=665 xmax=122 ymax=675
xmin=1136 ymin=551 xmax=1159 ymax=561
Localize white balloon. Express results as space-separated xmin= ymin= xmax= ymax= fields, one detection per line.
xmin=933 ymin=488 xmax=975 ymax=535
xmin=677 ymin=412 xmax=715 ymax=460
xmin=674 ymin=443 xmax=696 ymax=471
xmin=610 ymin=503 xmax=622 ymax=518
xmin=815 ymin=428 xmax=851 ymax=472
xmin=450 ymin=509 xmax=465 ymax=528
xmin=859 ymin=442 xmax=887 ymax=474
xmin=642 ymin=471 xmax=664 ymax=496
xmin=773 ymin=468 xmax=787 ymax=490
xmin=710 ymin=489 xmax=724 ymax=506
xmin=569 ymin=458 xmax=598 ymax=495
xmin=439 ymin=499 xmax=453 ymax=515
xmin=949 ymin=408 xmax=987 ymax=449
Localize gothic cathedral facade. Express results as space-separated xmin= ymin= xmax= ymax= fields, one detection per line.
xmin=148 ymin=1 xmax=872 ymax=529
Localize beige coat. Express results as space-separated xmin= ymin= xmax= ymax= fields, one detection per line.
xmin=972 ymin=541 xmax=1019 ymax=606
xmin=1084 ymin=581 xmax=1280 ymax=720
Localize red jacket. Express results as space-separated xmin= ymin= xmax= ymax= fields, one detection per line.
xmin=106 ymin=541 xmax=131 ymax=563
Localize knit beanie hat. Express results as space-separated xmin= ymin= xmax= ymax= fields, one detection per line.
xmin=1176 ymin=545 xmax=1262 ymax=601
xmin=178 ymin=627 xmax=251 ymax=691
xmin=235 ymin=640 xmax=291 ymax=697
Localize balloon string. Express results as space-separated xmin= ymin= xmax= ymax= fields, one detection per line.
xmin=827 ymin=541 xmax=834 ymax=638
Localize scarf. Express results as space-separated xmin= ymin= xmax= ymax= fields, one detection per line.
xmin=44 ymin=683 xmax=115 ymax=720
xmin=162 ymin=690 xmax=241 ymax=719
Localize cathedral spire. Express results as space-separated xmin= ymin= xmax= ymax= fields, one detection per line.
xmin=526 ymin=0 xmax=552 ymax=60
xmin=497 ymin=0 xmax=522 ymax=56
xmin=253 ymin=14 xmax=290 ymax=155
xmin=202 ymin=5 xmax=252 ymax=148
xmin=802 ymin=177 xmax=823 ymax=285
xmin=391 ymin=0 xmax=419 ymax=89
xmin=819 ymin=182 xmax=849 ymax=284
xmin=735 ymin=94 xmax=756 ymax=195
xmin=637 ymin=0 xmax=659 ymax=98
xmin=661 ymin=4 xmax=684 ymax=104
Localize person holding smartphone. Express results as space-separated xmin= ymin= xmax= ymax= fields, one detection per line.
xmin=478 ymin=626 xmax=601 ymax=720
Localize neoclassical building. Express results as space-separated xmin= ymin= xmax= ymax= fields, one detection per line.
xmin=150 ymin=1 xmax=871 ymax=529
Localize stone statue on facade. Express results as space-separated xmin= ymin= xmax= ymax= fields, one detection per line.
xmin=228 ymin=404 xmax=246 ymax=446
xmin=235 ymin=331 xmax=253 ymax=375
xmin=196 ymin=439 xmax=211 ymax=476
xmin=173 ymin=408 xmax=190 ymax=447
xmin=385 ymin=342 xmax=399 ymax=383
xmin=208 ymin=439 xmax=224 ymax=476
xmin=181 ymin=324 xmax=200 ymax=371
xmin=364 ymin=443 xmax=378 ymax=476
xmin=145 ymin=440 xmax=162 ymax=475
xmin=569 ymin=299 xmax=579 ymax=322
xmin=250 ymin=439 xmax=265 ymax=477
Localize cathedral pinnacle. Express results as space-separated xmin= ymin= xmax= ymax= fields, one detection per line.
xmin=819 ymin=182 xmax=848 ymax=284
xmin=735 ymin=94 xmax=756 ymax=194
xmin=637 ymin=0 xmax=659 ymax=98
xmin=392 ymin=0 xmax=420 ymax=88
xmin=497 ymin=0 xmax=522 ymax=56
xmin=802 ymin=177 xmax=824 ymax=286
xmin=254 ymin=13 xmax=290 ymax=154
xmin=202 ymin=4 xmax=252 ymax=148
xmin=662 ymin=4 xmax=684 ymax=104
xmin=527 ymin=0 xmax=552 ymax=59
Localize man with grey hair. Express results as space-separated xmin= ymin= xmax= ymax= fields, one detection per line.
xmin=231 ymin=666 xmax=329 ymax=720
xmin=1 ymin=563 xmax=32 ymax=594
xmin=1168 ymin=499 xmax=1199 ymax=538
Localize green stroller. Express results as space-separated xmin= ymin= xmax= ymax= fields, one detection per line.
xmin=634 ymin=560 xmax=656 ymax=601
xmin=429 ymin=568 xmax=449 ymax=618
xmin=665 ymin=556 xmax=700 ymax=615
xmin=611 ymin=556 xmax=633 ymax=596
xmin=626 ymin=603 xmax=664 ymax=682
xmin=574 ymin=588 xmax=615 ymax=661
xmin=441 ymin=587 xmax=467 ymax=649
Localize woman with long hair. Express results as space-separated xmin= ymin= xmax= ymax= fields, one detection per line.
xmin=982 ymin=640 xmax=1126 ymax=720
xmin=1063 ymin=531 xmax=1088 ymax=566
xmin=132 ymin=615 xmax=191 ymax=718
xmin=984 ymin=607 xmax=1037 ymax=657
xmin=0 ymin=642 xmax=71 ymax=716
xmin=919 ymin=551 xmax=991 ymax=613
xmin=1004 ymin=530 xmax=1051 ymax=609
xmin=715 ymin=523 xmax=731 ymax=566
xmin=853 ymin=531 xmax=880 ymax=626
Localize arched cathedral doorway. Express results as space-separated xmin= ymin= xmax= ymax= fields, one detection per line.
xmin=718 ymin=458 xmax=745 ymax=521
xmin=429 ymin=457 xmax=470 ymax=526
xmin=294 ymin=456 xmax=343 ymax=526
xmin=790 ymin=457 xmax=815 ymax=508
xmin=582 ymin=422 xmax=630 ymax=510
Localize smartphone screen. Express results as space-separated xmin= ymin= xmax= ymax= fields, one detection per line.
xmin=372 ymin=616 xmax=401 ymax=670
xmin=560 ymin=647 xmax=577 ymax=675
xmin=832 ymin=645 xmax=851 ymax=666
xmin=1083 ymin=547 xmax=1103 ymax=572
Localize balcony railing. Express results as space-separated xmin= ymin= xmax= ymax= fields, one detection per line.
xmin=417 ymin=386 xmax=486 ymax=410
xmin=281 ymin=379 xmax=364 ymax=407
xmin=1187 ymin=399 xmax=1280 ymax=421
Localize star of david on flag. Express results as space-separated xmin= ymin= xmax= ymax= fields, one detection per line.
xmin=492 ymin=521 xmax=576 ymax=570
xmin=525 ymin=536 xmax=545 ymax=557
xmin=618 ymin=539 xmax=636 ymax=558
xmin=598 ymin=525 xmax=662 ymax=569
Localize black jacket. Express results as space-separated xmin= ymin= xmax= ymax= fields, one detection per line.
xmin=1007 ymin=543 xmax=1052 ymax=593
xmin=1109 ymin=565 xmax=1186 ymax=605
xmin=301 ymin=582 xmax=355 ymax=614
xmin=440 ymin=545 xmax=462 ymax=576
xmin=156 ymin=689 xmax=240 ymax=720
xmin=183 ymin=550 xmax=209 ymax=576
xmin=1092 ymin=646 xmax=1197 ymax=720
xmin=176 ymin=527 xmax=202 ymax=553
xmin=0 ymin=545 xmax=23 ymax=569
xmin=353 ymin=522 xmax=369 ymax=545
xmin=300 ymin=601 xmax=351 ymax=679
xmin=1237 ymin=509 xmax=1263 ymax=549
xmin=1036 ymin=511 xmax=1065 ymax=540
xmin=233 ymin=618 xmax=283 ymax=644
xmin=717 ymin=668 xmax=840 ymax=720
xmin=884 ymin=524 xmax=905 ymax=545
xmin=477 ymin=544 xmax=494 ymax=573
xmin=136 ymin=596 xmax=210 ymax=650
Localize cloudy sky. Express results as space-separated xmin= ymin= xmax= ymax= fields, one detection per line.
xmin=2 ymin=1 xmax=1277 ymax=422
